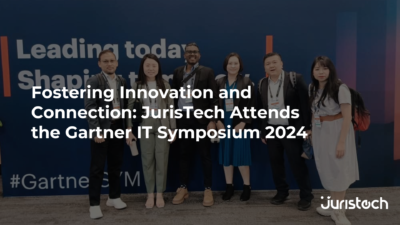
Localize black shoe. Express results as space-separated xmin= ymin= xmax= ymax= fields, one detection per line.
xmin=270 ymin=193 xmax=289 ymax=205
xmin=297 ymin=199 xmax=311 ymax=211
xmin=240 ymin=185 xmax=251 ymax=201
xmin=222 ymin=184 xmax=234 ymax=201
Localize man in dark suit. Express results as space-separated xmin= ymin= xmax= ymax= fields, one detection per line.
xmin=171 ymin=43 xmax=218 ymax=207
xmin=84 ymin=49 xmax=128 ymax=219
xmin=257 ymin=52 xmax=313 ymax=211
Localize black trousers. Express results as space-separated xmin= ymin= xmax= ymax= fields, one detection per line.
xmin=89 ymin=120 xmax=125 ymax=206
xmin=177 ymin=112 xmax=212 ymax=187
xmin=266 ymin=125 xmax=314 ymax=201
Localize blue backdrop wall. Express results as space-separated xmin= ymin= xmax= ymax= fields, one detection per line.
xmin=0 ymin=0 xmax=399 ymax=197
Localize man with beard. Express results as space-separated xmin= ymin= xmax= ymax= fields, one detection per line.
xmin=171 ymin=43 xmax=218 ymax=207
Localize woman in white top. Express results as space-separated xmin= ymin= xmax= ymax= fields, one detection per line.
xmin=308 ymin=56 xmax=359 ymax=225
xmin=127 ymin=54 xmax=176 ymax=208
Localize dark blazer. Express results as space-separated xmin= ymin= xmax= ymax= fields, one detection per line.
xmin=84 ymin=73 xmax=128 ymax=131
xmin=257 ymin=71 xmax=311 ymax=138
xmin=172 ymin=65 xmax=218 ymax=124
xmin=216 ymin=74 xmax=255 ymax=129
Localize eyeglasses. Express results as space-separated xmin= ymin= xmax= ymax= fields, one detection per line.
xmin=185 ymin=50 xmax=200 ymax=55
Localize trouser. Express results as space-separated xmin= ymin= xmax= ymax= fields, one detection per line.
xmin=89 ymin=119 xmax=125 ymax=206
xmin=266 ymin=125 xmax=314 ymax=201
xmin=178 ymin=112 xmax=212 ymax=187
xmin=140 ymin=117 xmax=170 ymax=193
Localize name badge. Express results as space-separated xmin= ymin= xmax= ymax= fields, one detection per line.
xmin=184 ymin=90 xmax=192 ymax=103
xmin=270 ymin=99 xmax=280 ymax=110
xmin=314 ymin=115 xmax=321 ymax=128
xmin=113 ymin=106 xmax=120 ymax=118
xmin=150 ymin=101 xmax=159 ymax=117
xmin=225 ymin=98 xmax=234 ymax=112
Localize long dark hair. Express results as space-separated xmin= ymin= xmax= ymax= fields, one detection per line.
xmin=137 ymin=53 xmax=166 ymax=92
xmin=309 ymin=56 xmax=342 ymax=107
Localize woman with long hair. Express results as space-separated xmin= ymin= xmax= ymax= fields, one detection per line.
xmin=308 ymin=56 xmax=359 ymax=225
xmin=126 ymin=53 xmax=176 ymax=208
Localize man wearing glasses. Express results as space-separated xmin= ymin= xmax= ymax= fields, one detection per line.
xmin=84 ymin=50 xmax=128 ymax=219
xmin=171 ymin=43 xmax=218 ymax=207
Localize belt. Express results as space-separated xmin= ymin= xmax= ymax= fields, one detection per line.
xmin=320 ymin=113 xmax=342 ymax=122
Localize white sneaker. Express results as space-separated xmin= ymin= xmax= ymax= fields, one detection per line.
xmin=89 ymin=206 xmax=103 ymax=219
xmin=331 ymin=209 xmax=351 ymax=225
xmin=316 ymin=206 xmax=333 ymax=216
xmin=106 ymin=198 xmax=127 ymax=209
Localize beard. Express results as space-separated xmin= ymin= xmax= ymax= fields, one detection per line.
xmin=104 ymin=70 xmax=115 ymax=75
xmin=186 ymin=60 xmax=198 ymax=66
xmin=186 ymin=56 xmax=199 ymax=66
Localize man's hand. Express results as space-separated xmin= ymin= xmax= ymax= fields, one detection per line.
xmin=216 ymin=120 xmax=225 ymax=131
xmin=207 ymin=121 xmax=216 ymax=131
xmin=95 ymin=135 xmax=105 ymax=144
xmin=305 ymin=130 xmax=312 ymax=140
xmin=261 ymin=138 xmax=267 ymax=145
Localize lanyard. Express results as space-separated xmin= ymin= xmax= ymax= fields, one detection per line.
xmin=268 ymin=73 xmax=283 ymax=99
xmin=225 ymin=78 xmax=237 ymax=99
xmin=102 ymin=72 xmax=120 ymax=104
xmin=183 ymin=65 xmax=198 ymax=88
xmin=145 ymin=83 xmax=157 ymax=104
xmin=183 ymin=76 xmax=195 ymax=89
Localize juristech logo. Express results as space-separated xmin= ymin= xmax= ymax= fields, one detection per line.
xmin=321 ymin=196 xmax=389 ymax=210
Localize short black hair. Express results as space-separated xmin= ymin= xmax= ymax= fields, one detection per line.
xmin=263 ymin=52 xmax=282 ymax=63
xmin=98 ymin=49 xmax=116 ymax=61
xmin=185 ymin=42 xmax=200 ymax=51
xmin=223 ymin=52 xmax=244 ymax=72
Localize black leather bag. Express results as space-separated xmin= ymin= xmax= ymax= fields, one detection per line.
xmin=301 ymin=138 xmax=314 ymax=160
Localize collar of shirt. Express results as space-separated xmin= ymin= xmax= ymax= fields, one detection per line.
xmin=102 ymin=71 xmax=117 ymax=82
xmin=268 ymin=70 xmax=285 ymax=84
xmin=183 ymin=63 xmax=199 ymax=75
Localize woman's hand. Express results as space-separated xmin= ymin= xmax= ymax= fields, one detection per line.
xmin=336 ymin=141 xmax=346 ymax=158
xmin=126 ymin=130 xmax=137 ymax=146
xmin=234 ymin=122 xmax=246 ymax=134
xmin=168 ymin=130 xmax=177 ymax=143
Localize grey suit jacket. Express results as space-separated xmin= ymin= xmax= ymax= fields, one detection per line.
xmin=84 ymin=73 xmax=127 ymax=131
xmin=126 ymin=81 xmax=176 ymax=130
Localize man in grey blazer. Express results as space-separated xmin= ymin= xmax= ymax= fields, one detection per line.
xmin=84 ymin=49 xmax=128 ymax=219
